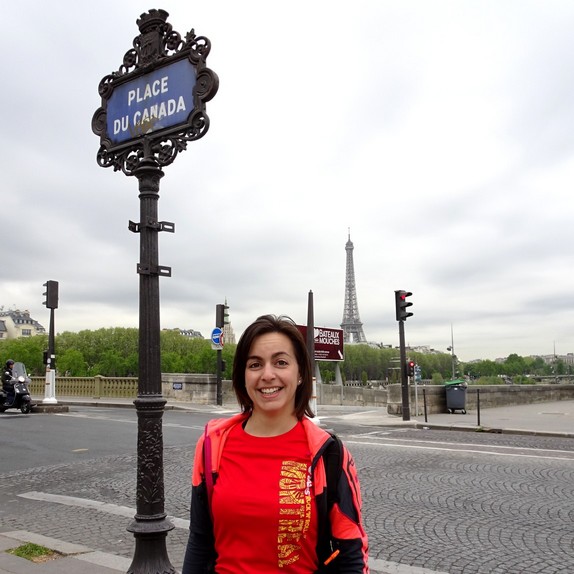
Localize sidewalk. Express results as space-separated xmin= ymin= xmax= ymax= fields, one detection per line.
xmin=0 ymin=530 xmax=131 ymax=573
xmin=410 ymin=399 xmax=574 ymax=438
xmin=0 ymin=530 xmax=447 ymax=574
xmin=2 ymin=397 xmax=572 ymax=574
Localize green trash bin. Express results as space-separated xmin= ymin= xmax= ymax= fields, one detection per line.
xmin=444 ymin=379 xmax=468 ymax=414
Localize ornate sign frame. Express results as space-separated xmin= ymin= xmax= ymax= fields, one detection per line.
xmin=92 ymin=9 xmax=219 ymax=176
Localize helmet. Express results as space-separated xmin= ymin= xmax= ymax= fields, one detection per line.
xmin=6 ymin=360 xmax=14 ymax=368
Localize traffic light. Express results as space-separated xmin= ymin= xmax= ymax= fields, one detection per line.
xmin=407 ymin=360 xmax=415 ymax=377
xmin=215 ymin=303 xmax=229 ymax=328
xmin=43 ymin=280 xmax=59 ymax=309
xmin=395 ymin=290 xmax=413 ymax=321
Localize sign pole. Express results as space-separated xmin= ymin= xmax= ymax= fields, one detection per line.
xmin=125 ymin=157 xmax=176 ymax=574
xmin=92 ymin=10 xmax=218 ymax=574
xmin=43 ymin=308 xmax=57 ymax=404
xmin=306 ymin=290 xmax=319 ymax=422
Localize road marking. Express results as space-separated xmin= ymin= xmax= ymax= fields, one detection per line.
xmin=347 ymin=433 xmax=573 ymax=456
xmin=54 ymin=411 xmax=203 ymax=430
xmin=18 ymin=491 xmax=189 ymax=529
xmin=346 ymin=440 xmax=574 ymax=461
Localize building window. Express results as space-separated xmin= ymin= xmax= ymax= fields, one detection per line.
xmin=21 ymin=329 xmax=32 ymax=336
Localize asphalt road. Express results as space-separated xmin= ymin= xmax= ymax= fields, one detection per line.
xmin=1 ymin=407 xmax=573 ymax=574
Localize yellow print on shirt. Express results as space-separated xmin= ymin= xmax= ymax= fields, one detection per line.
xmin=277 ymin=460 xmax=312 ymax=568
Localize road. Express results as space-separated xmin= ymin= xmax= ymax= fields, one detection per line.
xmin=1 ymin=406 xmax=573 ymax=574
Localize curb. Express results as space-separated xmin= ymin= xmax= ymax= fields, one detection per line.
xmin=412 ymin=421 xmax=574 ymax=439
xmin=0 ymin=531 xmax=131 ymax=572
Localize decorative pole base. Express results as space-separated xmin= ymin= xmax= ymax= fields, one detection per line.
xmin=127 ymin=396 xmax=175 ymax=574
xmin=127 ymin=519 xmax=176 ymax=574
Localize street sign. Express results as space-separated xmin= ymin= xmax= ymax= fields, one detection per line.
xmin=106 ymin=58 xmax=197 ymax=146
xmin=211 ymin=327 xmax=224 ymax=350
xmin=297 ymin=326 xmax=344 ymax=362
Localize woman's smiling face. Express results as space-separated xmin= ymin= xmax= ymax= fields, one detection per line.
xmin=245 ymin=332 xmax=301 ymax=417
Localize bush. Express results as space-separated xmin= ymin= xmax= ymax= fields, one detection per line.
xmin=431 ymin=373 xmax=444 ymax=385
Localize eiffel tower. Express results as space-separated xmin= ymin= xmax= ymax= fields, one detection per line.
xmin=340 ymin=231 xmax=367 ymax=343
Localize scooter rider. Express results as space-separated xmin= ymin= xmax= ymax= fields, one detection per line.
xmin=2 ymin=360 xmax=15 ymax=404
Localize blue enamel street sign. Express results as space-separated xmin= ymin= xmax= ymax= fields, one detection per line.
xmin=106 ymin=58 xmax=197 ymax=146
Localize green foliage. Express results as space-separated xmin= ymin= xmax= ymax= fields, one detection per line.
xmin=475 ymin=376 xmax=503 ymax=385
xmin=465 ymin=355 xmax=562 ymax=378
xmin=0 ymin=335 xmax=48 ymax=375
xmin=0 ymin=328 xmax=235 ymax=378
xmin=431 ymin=372 xmax=444 ymax=385
xmin=1 ymin=329 xmax=567 ymax=383
xmin=58 ymin=349 xmax=88 ymax=376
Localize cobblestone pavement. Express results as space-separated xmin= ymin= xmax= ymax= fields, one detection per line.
xmin=1 ymin=424 xmax=573 ymax=574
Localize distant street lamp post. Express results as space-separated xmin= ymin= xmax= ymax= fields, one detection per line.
xmin=447 ymin=324 xmax=456 ymax=380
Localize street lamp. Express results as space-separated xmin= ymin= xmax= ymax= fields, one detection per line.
xmin=447 ymin=324 xmax=456 ymax=380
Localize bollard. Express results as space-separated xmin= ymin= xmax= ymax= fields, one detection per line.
xmin=476 ymin=388 xmax=481 ymax=427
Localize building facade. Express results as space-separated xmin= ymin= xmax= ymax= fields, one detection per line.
xmin=0 ymin=309 xmax=46 ymax=340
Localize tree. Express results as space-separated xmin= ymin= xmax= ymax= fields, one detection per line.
xmin=57 ymin=349 xmax=88 ymax=376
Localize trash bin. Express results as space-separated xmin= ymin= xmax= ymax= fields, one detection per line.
xmin=444 ymin=379 xmax=467 ymax=414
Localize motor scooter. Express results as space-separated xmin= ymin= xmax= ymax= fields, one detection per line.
xmin=0 ymin=362 xmax=33 ymax=414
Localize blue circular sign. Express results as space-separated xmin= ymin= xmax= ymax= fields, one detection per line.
xmin=211 ymin=327 xmax=224 ymax=347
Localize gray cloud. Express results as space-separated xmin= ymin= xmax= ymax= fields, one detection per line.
xmin=2 ymin=1 xmax=574 ymax=361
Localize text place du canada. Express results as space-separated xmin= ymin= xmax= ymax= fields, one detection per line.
xmin=106 ymin=58 xmax=196 ymax=145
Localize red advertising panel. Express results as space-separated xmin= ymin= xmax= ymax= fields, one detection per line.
xmin=297 ymin=326 xmax=345 ymax=362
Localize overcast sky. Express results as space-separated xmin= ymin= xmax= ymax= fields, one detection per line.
xmin=2 ymin=0 xmax=574 ymax=362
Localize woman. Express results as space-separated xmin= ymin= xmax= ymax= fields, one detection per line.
xmin=182 ymin=315 xmax=369 ymax=573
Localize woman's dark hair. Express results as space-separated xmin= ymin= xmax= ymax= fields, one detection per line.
xmin=232 ymin=314 xmax=314 ymax=419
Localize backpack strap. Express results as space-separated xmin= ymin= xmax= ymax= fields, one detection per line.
xmin=318 ymin=432 xmax=344 ymax=571
xmin=203 ymin=425 xmax=214 ymax=507
xmin=323 ymin=432 xmax=343 ymax=508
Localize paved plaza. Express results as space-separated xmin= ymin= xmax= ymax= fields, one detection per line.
xmin=1 ymin=400 xmax=573 ymax=574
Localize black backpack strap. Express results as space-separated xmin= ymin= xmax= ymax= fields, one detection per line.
xmin=323 ymin=432 xmax=343 ymax=508
xmin=318 ymin=432 xmax=344 ymax=572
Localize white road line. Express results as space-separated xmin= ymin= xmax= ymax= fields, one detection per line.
xmin=346 ymin=440 xmax=574 ymax=461
xmin=18 ymin=491 xmax=189 ymax=529
xmin=54 ymin=412 xmax=203 ymax=430
xmin=347 ymin=433 xmax=573 ymax=455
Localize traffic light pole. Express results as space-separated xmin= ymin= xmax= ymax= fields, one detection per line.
xmin=43 ymin=307 xmax=57 ymax=404
xmin=216 ymin=351 xmax=223 ymax=406
xmin=395 ymin=289 xmax=413 ymax=421
xmin=42 ymin=280 xmax=59 ymax=404
xmin=215 ymin=304 xmax=226 ymax=406
xmin=398 ymin=320 xmax=410 ymax=421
